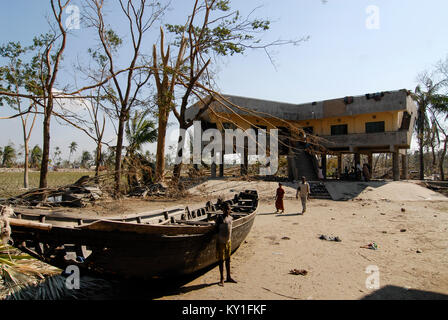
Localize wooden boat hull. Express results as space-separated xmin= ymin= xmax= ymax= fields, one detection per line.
xmin=9 ymin=190 xmax=258 ymax=280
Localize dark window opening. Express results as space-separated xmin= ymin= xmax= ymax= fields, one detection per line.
xmin=252 ymin=125 xmax=267 ymax=134
xmin=303 ymin=126 xmax=314 ymax=134
xmin=400 ymin=112 xmax=411 ymax=130
xmin=202 ymin=122 xmax=217 ymax=130
xmin=222 ymin=122 xmax=236 ymax=130
xmin=331 ymin=124 xmax=348 ymax=136
xmin=365 ymin=121 xmax=385 ymax=133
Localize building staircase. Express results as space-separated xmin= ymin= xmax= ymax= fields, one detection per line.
xmin=287 ymin=144 xmax=319 ymax=182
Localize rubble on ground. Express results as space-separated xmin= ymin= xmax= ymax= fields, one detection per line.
xmin=0 ymin=176 xmax=104 ymax=208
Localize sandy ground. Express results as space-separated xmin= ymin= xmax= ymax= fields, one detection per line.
xmin=6 ymin=179 xmax=448 ymax=300
xmin=154 ymin=180 xmax=448 ymax=300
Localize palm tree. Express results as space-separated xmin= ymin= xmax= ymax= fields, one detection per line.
xmin=30 ymin=145 xmax=42 ymax=168
xmin=81 ymin=151 xmax=92 ymax=169
xmin=68 ymin=141 xmax=78 ymax=164
xmin=124 ymin=110 xmax=158 ymax=189
xmin=428 ymin=94 xmax=448 ymax=180
xmin=2 ymin=145 xmax=16 ymax=167
xmin=412 ymin=74 xmax=448 ymax=180
xmin=52 ymin=147 xmax=62 ymax=167
xmin=125 ymin=109 xmax=158 ymax=156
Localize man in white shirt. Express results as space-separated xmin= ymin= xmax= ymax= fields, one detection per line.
xmin=296 ymin=176 xmax=311 ymax=214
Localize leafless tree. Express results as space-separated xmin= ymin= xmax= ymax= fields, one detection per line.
xmin=152 ymin=0 xmax=308 ymax=182
xmin=83 ymin=0 xmax=166 ymax=195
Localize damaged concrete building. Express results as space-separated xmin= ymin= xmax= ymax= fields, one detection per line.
xmin=185 ymin=89 xmax=417 ymax=181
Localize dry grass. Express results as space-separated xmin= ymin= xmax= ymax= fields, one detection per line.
xmin=0 ymin=171 xmax=94 ymax=198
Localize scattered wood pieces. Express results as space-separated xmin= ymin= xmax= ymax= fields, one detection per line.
xmin=319 ymin=234 xmax=342 ymax=242
xmin=289 ymin=269 xmax=308 ymax=276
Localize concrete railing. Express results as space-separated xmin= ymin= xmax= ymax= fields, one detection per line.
xmin=320 ymin=130 xmax=410 ymax=149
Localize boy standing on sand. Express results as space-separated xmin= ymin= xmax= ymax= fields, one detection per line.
xmin=216 ymin=202 xmax=237 ymax=286
xmin=296 ymin=176 xmax=310 ymax=214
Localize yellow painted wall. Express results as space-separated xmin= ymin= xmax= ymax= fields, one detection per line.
xmin=211 ymin=111 xmax=401 ymax=135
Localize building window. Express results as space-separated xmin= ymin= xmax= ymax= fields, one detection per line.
xmin=365 ymin=121 xmax=385 ymax=133
xmin=331 ymin=124 xmax=348 ymax=136
xmin=223 ymin=122 xmax=236 ymax=130
xmin=252 ymin=125 xmax=267 ymax=133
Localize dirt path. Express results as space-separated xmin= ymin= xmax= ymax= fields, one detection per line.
xmin=158 ymin=198 xmax=448 ymax=300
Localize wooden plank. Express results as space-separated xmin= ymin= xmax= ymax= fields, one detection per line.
xmin=9 ymin=218 xmax=53 ymax=231
xmin=230 ymin=205 xmax=254 ymax=209
xmin=79 ymin=220 xmax=215 ymax=236
xmin=176 ymin=220 xmax=215 ymax=226
xmin=13 ymin=205 xmax=185 ymax=221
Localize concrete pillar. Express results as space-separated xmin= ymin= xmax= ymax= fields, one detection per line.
xmin=354 ymin=153 xmax=361 ymax=166
xmin=322 ymin=154 xmax=327 ymax=179
xmin=401 ymin=151 xmax=408 ymax=180
xmin=368 ymin=153 xmax=373 ymax=178
xmin=287 ymin=156 xmax=295 ymax=181
xmin=219 ymin=151 xmax=224 ymax=177
xmin=354 ymin=153 xmax=361 ymax=180
xmin=240 ymin=142 xmax=248 ymax=176
xmin=211 ymin=149 xmax=216 ymax=178
xmin=337 ymin=154 xmax=342 ymax=179
xmin=392 ymin=150 xmax=400 ymax=181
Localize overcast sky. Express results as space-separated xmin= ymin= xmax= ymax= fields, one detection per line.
xmin=1 ymin=0 xmax=448 ymax=160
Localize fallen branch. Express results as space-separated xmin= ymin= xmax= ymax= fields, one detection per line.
xmin=261 ymin=287 xmax=300 ymax=300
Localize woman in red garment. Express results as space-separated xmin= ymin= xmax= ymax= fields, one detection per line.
xmin=275 ymin=183 xmax=285 ymax=214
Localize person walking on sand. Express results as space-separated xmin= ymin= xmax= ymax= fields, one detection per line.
xmin=275 ymin=183 xmax=285 ymax=214
xmin=296 ymin=176 xmax=310 ymax=214
xmin=216 ymin=202 xmax=237 ymax=286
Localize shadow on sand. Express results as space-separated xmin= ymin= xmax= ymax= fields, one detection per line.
xmin=361 ymin=285 xmax=448 ymax=300
xmin=324 ymin=180 xmax=389 ymax=201
xmin=5 ymin=260 xmax=223 ymax=300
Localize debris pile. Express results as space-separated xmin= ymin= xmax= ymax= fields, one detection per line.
xmin=422 ymin=181 xmax=448 ymax=197
xmin=1 ymin=176 xmax=104 ymax=208
xmin=0 ymin=206 xmax=13 ymax=244
xmin=129 ymin=183 xmax=167 ymax=197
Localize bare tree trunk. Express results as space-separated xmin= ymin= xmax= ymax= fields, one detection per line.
xmin=23 ymin=140 xmax=29 ymax=189
xmin=173 ymin=162 xmax=183 ymax=182
xmin=431 ymin=143 xmax=437 ymax=175
xmin=95 ymin=142 xmax=102 ymax=178
xmin=155 ymin=108 xmax=168 ymax=181
xmin=114 ymin=116 xmax=125 ymax=195
xmin=418 ymin=112 xmax=425 ymax=180
xmin=39 ymin=108 xmax=52 ymax=189
xmin=440 ymin=139 xmax=447 ymax=181
xmin=172 ymin=125 xmax=185 ymax=182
